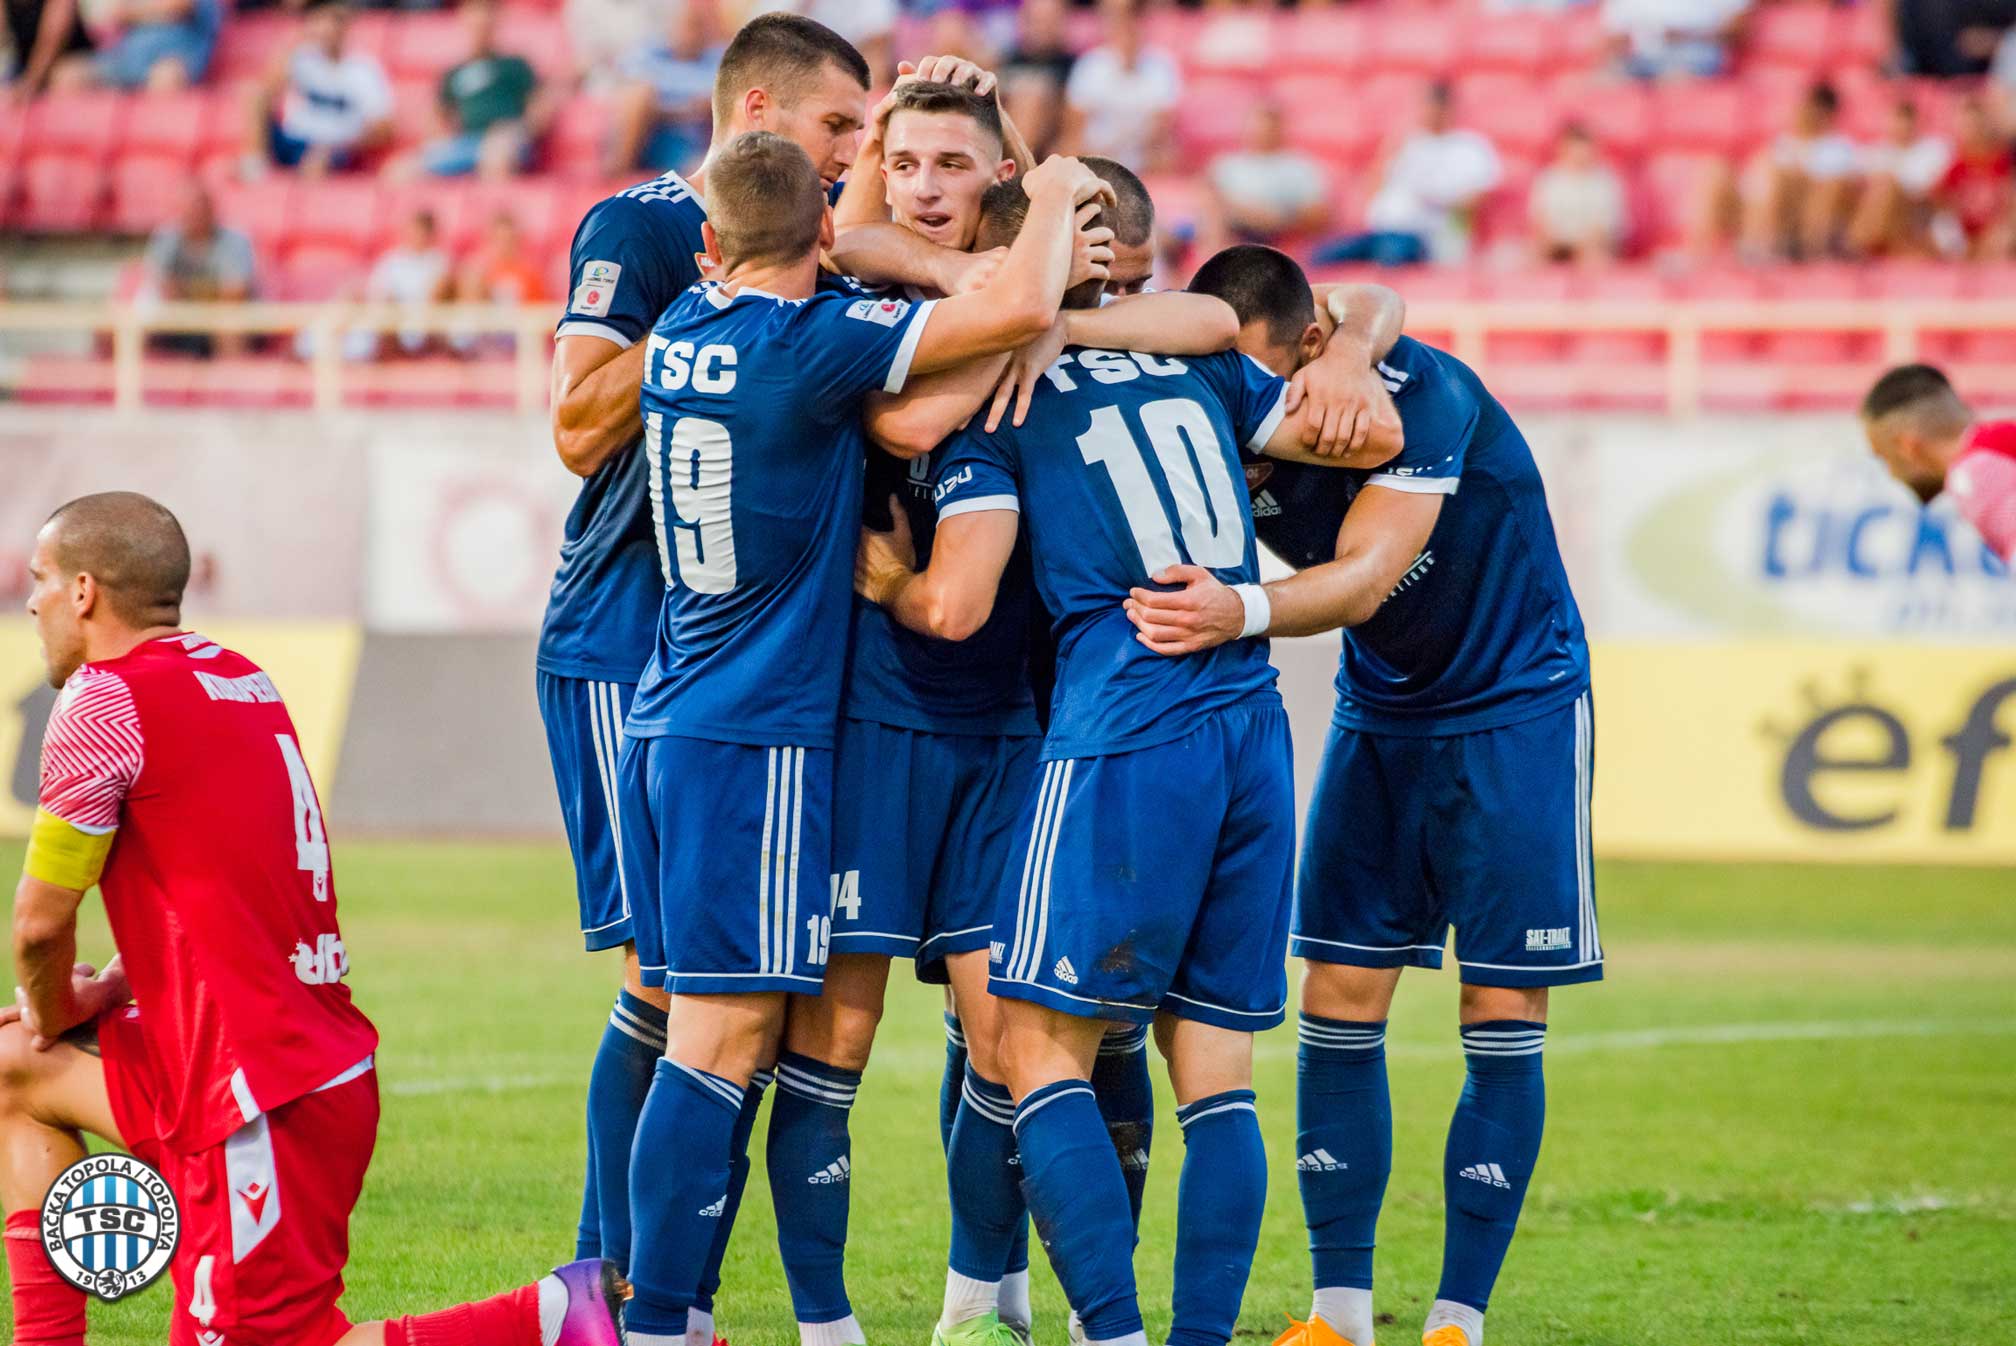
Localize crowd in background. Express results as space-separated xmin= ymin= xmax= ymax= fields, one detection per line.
xmin=12 ymin=0 xmax=2016 ymax=364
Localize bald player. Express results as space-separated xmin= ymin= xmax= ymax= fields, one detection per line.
xmin=1860 ymin=363 xmax=2016 ymax=563
xmin=4 ymin=492 xmax=626 ymax=1346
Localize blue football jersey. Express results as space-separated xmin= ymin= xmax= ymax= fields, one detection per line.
xmin=539 ymin=171 xmax=710 ymax=682
xmin=933 ymin=347 xmax=1289 ymax=761
xmin=625 ymin=282 xmax=941 ymax=749
xmin=842 ymin=447 xmax=1040 ymax=737
xmin=1244 ymin=335 xmax=1589 ymax=735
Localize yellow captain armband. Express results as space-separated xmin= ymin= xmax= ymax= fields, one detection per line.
xmin=23 ymin=808 xmax=114 ymax=892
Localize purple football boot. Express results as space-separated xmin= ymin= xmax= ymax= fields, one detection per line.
xmin=547 ymin=1258 xmax=628 ymax=1345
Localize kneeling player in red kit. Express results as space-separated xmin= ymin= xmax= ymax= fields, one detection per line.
xmin=2 ymin=491 xmax=624 ymax=1346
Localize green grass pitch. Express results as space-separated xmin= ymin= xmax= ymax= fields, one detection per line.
xmin=2 ymin=840 xmax=2011 ymax=1344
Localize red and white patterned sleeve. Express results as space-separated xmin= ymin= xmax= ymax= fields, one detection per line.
xmin=38 ymin=667 xmax=145 ymax=834
xmin=1950 ymin=449 xmax=2016 ymax=565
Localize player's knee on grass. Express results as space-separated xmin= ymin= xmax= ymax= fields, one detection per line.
xmin=1459 ymin=983 xmax=1548 ymax=1026
xmin=1302 ymin=962 xmax=1403 ymax=1024
xmin=781 ymin=953 xmax=890 ymax=1072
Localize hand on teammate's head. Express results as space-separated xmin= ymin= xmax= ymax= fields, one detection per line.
xmin=1024 ymin=155 xmax=1114 ymax=210
xmin=896 ymin=54 xmax=997 ymax=97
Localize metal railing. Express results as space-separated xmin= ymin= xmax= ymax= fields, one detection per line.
xmin=4 ymin=298 xmax=2016 ymax=416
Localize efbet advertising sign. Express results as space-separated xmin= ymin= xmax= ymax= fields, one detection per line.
xmin=1594 ymin=644 xmax=2016 ymax=865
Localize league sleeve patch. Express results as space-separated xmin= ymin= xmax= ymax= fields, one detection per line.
xmin=571 ymin=260 xmax=623 ymax=317
xmin=847 ymin=297 xmax=910 ymax=327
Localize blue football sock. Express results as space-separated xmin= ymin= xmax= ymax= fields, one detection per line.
xmin=1092 ymin=1025 xmax=1155 ymax=1236
xmin=1015 ymin=1080 xmax=1142 ymax=1342
xmin=587 ymin=989 xmax=668 ymax=1271
xmin=1169 ymin=1090 xmax=1266 ymax=1346
xmin=1296 ymin=1014 xmax=1392 ymax=1313
xmin=1436 ymin=1021 xmax=1548 ymax=1316
xmin=577 ymin=1112 xmax=600 ymax=1260
xmin=940 ymin=1013 xmax=967 ymax=1153
xmin=626 ymin=1060 xmax=746 ymax=1344
xmin=694 ymin=1068 xmax=769 ymax=1318
xmin=945 ymin=1066 xmax=1024 ymax=1288
xmin=767 ymin=1052 xmax=864 ymax=1326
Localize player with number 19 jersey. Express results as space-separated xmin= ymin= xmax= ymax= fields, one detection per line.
xmin=618 ymin=280 xmax=940 ymax=994
xmin=931 ymin=347 xmax=1298 ymax=1030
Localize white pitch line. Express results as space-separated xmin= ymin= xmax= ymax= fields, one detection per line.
xmin=371 ymin=1019 xmax=2016 ymax=1097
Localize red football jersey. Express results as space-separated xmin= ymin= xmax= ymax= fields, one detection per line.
xmin=1953 ymin=421 xmax=2016 ymax=563
xmin=37 ymin=632 xmax=378 ymax=1153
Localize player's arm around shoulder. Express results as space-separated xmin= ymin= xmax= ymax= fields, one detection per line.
xmin=550 ymin=195 xmax=677 ymax=477
xmin=863 ymin=353 xmax=1014 ymax=460
xmin=552 ymin=336 xmax=649 ymax=477
xmin=1268 ymin=282 xmax=1409 ymax=464
xmin=857 ymin=497 xmax=1020 ymax=642
xmin=1125 ymin=484 xmax=1444 ymax=654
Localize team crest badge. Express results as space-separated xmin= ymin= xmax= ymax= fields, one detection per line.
xmin=40 ymin=1153 xmax=179 ymax=1301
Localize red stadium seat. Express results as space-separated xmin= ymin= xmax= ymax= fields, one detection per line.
xmin=277 ymin=241 xmax=367 ymax=299
xmin=497 ymin=9 xmax=570 ymax=80
xmin=16 ymin=155 xmax=107 ymax=231
xmin=345 ymin=10 xmax=395 ymax=65
xmin=120 ymin=90 xmax=209 ymax=161
xmin=1635 ymin=152 xmax=1717 ymax=251
xmin=1276 ymin=9 xmax=1367 ymax=78
xmin=387 ymin=10 xmax=470 ymax=81
xmin=23 ymin=92 xmax=126 ymax=160
xmin=1648 ymin=82 xmax=1748 ymax=156
xmin=210 ymin=12 xmax=298 ymax=84
xmin=1746 ymin=4 xmax=1842 ymax=76
xmin=211 ymin=177 xmax=298 ymax=254
xmin=545 ymin=93 xmax=613 ymax=177
xmin=284 ymin=178 xmax=387 ymax=252
xmin=1180 ymin=11 xmax=1277 ymax=74
xmin=1867 ymin=263 xmax=1968 ymax=302
xmin=1560 ymin=79 xmax=1652 ymax=159
xmin=1455 ymin=75 xmax=1560 ymax=160
xmin=1459 ymin=15 xmax=1556 ymax=75
xmin=107 ymin=155 xmax=192 ymax=235
xmin=1364 ymin=11 xmax=1459 ymax=79
xmin=1176 ymin=75 xmax=1264 ymax=161
xmin=1277 ymin=79 xmax=1379 ymax=166
xmin=392 ymin=79 xmax=445 ymax=151
xmin=1839 ymin=2 xmax=1893 ymax=69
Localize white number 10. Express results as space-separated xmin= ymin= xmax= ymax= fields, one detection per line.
xmin=1077 ymin=399 xmax=1248 ymax=573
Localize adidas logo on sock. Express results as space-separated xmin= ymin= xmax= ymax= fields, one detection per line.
xmin=1121 ymin=1148 xmax=1150 ymax=1171
xmin=1053 ymin=956 xmax=1079 ymax=985
xmin=1458 ymin=1162 xmax=1511 ymax=1189
xmin=1298 ymin=1149 xmax=1347 ymax=1172
xmin=808 ymin=1157 xmax=851 ymax=1185
xmin=698 ymin=1194 xmax=727 ymax=1217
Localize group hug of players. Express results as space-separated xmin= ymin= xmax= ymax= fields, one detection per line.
xmin=539 ymin=12 xmax=1599 ymax=1346
xmin=0 ymin=11 xmax=1596 ymax=1346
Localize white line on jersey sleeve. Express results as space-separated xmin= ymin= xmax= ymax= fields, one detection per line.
xmin=555 ymin=320 xmax=636 ymax=349
xmin=1364 ymin=472 xmax=1460 ymax=495
xmin=1246 ymin=384 xmax=1290 ymax=452
xmin=937 ymin=494 xmax=1021 ymax=521
xmin=883 ymin=298 xmax=941 ymax=395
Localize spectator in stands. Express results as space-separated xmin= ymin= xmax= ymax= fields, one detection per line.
xmin=349 ymin=207 xmax=454 ymax=360
xmin=1201 ymin=98 xmax=1331 ymax=251
xmin=1063 ymin=0 xmax=1182 ymax=172
xmin=1529 ymin=122 xmax=1627 ymax=265
xmin=46 ymin=0 xmax=219 ymax=92
xmin=245 ymin=0 xmax=393 ymax=178
xmin=566 ymin=0 xmax=674 ymax=92
xmin=1896 ymin=0 xmax=2010 ymax=77
xmin=603 ymin=0 xmax=723 ymax=174
xmin=138 ymin=182 xmax=256 ymax=357
xmin=1689 ymin=80 xmax=1858 ymax=262
xmin=4 ymin=0 xmax=92 ymax=100
xmin=998 ymin=0 xmax=1074 ymax=158
xmin=1318 ymin=82 xmax=1502 ymax=267
xmin=458 ymin=209 xmax=547 ymax=304
xmin=1603 ymin=0 xmax=1749 ymax=79
xmin=391 ymin=0 xmax=551 ymax=179
xmin=1930 ymin=93 xmax=2014 ymax=258
xmin=1848 ymin=98 xmax=1952 ymax=257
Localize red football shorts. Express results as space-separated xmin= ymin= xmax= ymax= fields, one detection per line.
xmin=99 ymin=1007 xmax=379 ymax=1346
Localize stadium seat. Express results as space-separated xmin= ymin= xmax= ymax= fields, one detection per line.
xmin=1275 ymin=8 xmax=1367 ymax=78
xmin=1455 ymin=75 xmax=1559 ymax=160
xmin=1648 ymin=82 xmax=1748 ymax=156
xmin=392 ymin=80 xmax=444 ymax=152
xmin=387 ymin=10 xmax=470 ymax=82
xmin=120 ymin=90 xmax=209 ymax=162
xmin=1459 ymin=15 xmax=1556 ymax=75
xmin=1176 ymin=76 xmax=1264 ymax=160
xmin=277 ymin=241 xmax=367 ymax=300
xmin=497 ymin=9 xmax=571 ymax=80
xmin=285 ymin=178 xmax=387 ymax=253
xmin=209 ymin=12 xmax=298 ymax=84
xmin=16 ymin=156 xmax=108 ymax=232
xmin=545 ymin=93 xmax=614 ymax=177
xmin=23 ymin=92 xmax=126 ymax=160
xmin=107 ymin=155 xmax=192 ymax=235
xmin=1560 ymin=78 xmax=1652 ymax=159
xmin=1746 ymin=4 xmax=1842 ymax=76
xmin=1364 ymin=10 xmax=1459 ymax=78
xmin=1180 ymin=11 xmax=1276 ymax=74
xmin=1760 ymin=265 xmax=1876 ymax=363
xmin=210 ymin=177 xmax=298 ymax=254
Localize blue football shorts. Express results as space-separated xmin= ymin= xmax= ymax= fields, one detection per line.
xmin=988 ymin=701 xmax=1296 ymax=1032
xmin=535 ymin=672 xmax=636 ymax=952
xmin=1293 ymin=689 xmax=1603 ymax=988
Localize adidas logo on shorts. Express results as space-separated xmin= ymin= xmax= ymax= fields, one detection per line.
xmin=1298 ymin=1149 xmax=1347 ymax=1172
xmin=809 ymin=1157 xmax=851 ymax=1185
xmin=1459 ymin=1162 xmax=1511 ymax=1189
xmin=698 ymin=1194 xmax=727 ymax=1217
xmin=990 ymin=942 xmax=1006 ymax=963
xmin=1053 ymin=957 xmax=1079 ymax=985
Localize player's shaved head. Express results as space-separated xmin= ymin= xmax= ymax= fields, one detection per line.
xmin=713 ymin=12 xmax=869 ymax=124
xmin=1189 ymin=244 xmax=1317 ymax=350
xmin=1862 ymin=363 xmax=1971 ymax=435
xmin=42 ymin=492 xmax=191 ymax=627
xmin=1082 ymin=157 xmax=1153 ymax=247
xmin=889 ymin=80 xmax=1005 ymax=156
xmin=707 ymin=131 xmax=827 ymax=268
xmin=976 ymin=180 xmax=1106 ymax=310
